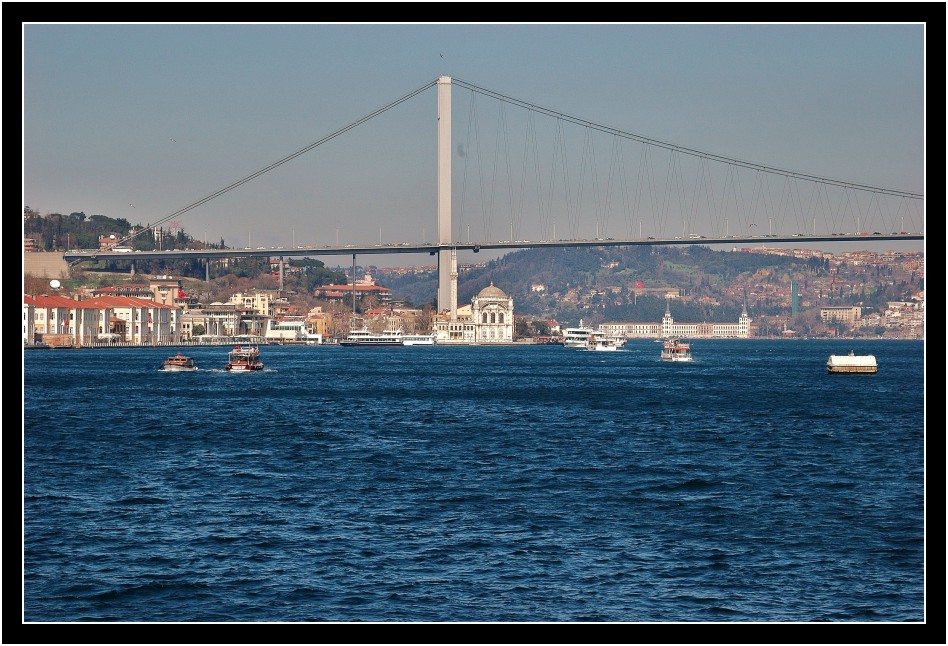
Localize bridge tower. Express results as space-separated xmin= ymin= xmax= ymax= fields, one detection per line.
xmin=436 ymin=75 xmax=456 ymax=315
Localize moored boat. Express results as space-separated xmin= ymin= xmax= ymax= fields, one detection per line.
xmin=340 ymin=325 xmax=405 ymax=347
xmin=402 ymin=333 xmax=436 ymax=346
xmin=660 ymin=338 xmax=693 ymax=362
xmin=225 ymin=345 xmax=264 ymax=371
xmin=827 ymin=351 xmax=877 ymax=374
xmin=160 ymin=352 xmax=197 ymax=371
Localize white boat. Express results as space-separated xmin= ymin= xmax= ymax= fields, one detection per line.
xmin=225 ymin=345 xmax=264 ymax=371
xmin=340 ymin=326 xmax=404 ymax=347
xmin=585 ymin=331 xmax=620 ymax=351
xmin=562 ymin=321 xmax=595 ymax=348
xmin=402 ymin=334 xmax=436 ymax=346
xmin=827 ymin=351 xmax=877 ymax=374
xmin=660 ymin=338 xmax=693 ymax=362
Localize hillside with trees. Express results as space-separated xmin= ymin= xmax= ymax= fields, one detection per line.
xmin=381 ymin=244 xmax=921 ymax=333
xmin=23 ymin=207 xmax=346 ymax=288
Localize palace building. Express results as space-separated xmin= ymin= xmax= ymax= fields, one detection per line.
xmin=597 ymin=300 xmax=752 ymax=339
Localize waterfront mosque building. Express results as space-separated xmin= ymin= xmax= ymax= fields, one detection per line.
xmin=433 ymin=282 xmax=514 ymax=344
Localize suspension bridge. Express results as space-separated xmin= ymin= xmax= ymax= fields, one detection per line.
xmin=62 ymin=76 xmax=924 ymax=314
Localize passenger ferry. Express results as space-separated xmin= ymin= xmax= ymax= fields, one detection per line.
xmin=586 ymin=331 xmax=621 ymax=352
xmin=660 ymin=338 xmax=693 ymax=362
xmin=562 ymin=321 xmax=595 ymax=348
xmin=340 ymin=326 xmax=405 ymax=347
xmin=402 ymin=334 xmax=436 ymax=346
xmin=225 ymin=345 xmax=264 ymax=371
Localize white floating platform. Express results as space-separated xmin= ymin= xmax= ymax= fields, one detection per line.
xmin=827 ymin=353 xmax=878 ymax=374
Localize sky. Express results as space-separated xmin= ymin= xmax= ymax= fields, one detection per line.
xmin=23 ymin=23 xmax=926 ymax=266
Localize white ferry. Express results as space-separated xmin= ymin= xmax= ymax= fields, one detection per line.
xmin=586 ymin=331 xmax=621 ymax=352
xmin=660 ymin=338 xmax=693 ymax=362
xmin=562 ymin=321 xmax=595 ymax=348
xmin=402 ymin=334 xmax=436 ymax=346
xmin=340 ymin=327 xmax=404 ymax=347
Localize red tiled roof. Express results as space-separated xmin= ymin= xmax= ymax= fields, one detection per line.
xmin=318 ymin=284 xmax=390 ymax=292
xmin=25 ymin=294 xmax=176 ymax=309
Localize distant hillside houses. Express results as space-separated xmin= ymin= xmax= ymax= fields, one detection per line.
xmin=313 ymin=273 xmax=392 ymax=305
xmin=598 ymin=301 xmax=752 ymax=339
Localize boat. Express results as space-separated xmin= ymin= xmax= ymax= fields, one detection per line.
xmin=660 ymin=338 xmax=693 ymax=362
xmin=225 ymin=345 xmax=264 ymax=371
xmin=160 ymin=352 xmax=197 ymax=371
xmin=402 ymin=333 xmax=436 ymax=346
xmin=339 ymin=326 xmax=405 ymax=347
xmin=585 ymin=331 xmax=620 ymax=351
xmin=562 ymin=321 xmax=595 ymax=348
xmin=827 ymin=351 xmax=877 ymax=374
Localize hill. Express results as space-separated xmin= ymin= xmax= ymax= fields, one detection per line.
xmin=379 ymin=245 xmax=821 ymax=327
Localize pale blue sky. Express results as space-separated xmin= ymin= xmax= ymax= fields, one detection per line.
xmin=23 ymin=23 xmax=925 ymax=262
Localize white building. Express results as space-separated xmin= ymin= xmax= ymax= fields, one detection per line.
xmin=599 ymin=301 xmax=751 ymax=339
xmin=434 ymin=282 xmax=514 ymax=344
xmin=660 ymin=300 xmax=751 ymax=338
xmin=265 ymin=317 xmax=323 ymax=344
xmin=23 ymin=301 xmax=36 ymax=345
xmin=24 ymin=294 xmax=179 ymax=345
xmin=228 ymin=290 xmax=279 ymax=317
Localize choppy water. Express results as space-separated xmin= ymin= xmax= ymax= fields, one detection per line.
xmin=22 ymin=339 xmax=926 ymax=623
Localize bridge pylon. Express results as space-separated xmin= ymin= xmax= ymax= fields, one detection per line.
xmin=436 ymin=75 xmax=456 ymax=316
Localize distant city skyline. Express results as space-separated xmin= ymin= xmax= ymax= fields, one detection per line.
xmin=23 ymin=23 xmax=925 ymax=265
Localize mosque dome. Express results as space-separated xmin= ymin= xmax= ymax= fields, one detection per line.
xmin=476 ymin=282 xmax=508 ymax=300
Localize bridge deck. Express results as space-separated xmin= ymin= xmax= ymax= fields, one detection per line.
xmin=64 ymin=234 xmax=924 ymax=263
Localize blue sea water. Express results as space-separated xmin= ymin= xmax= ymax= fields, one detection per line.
xmin=22 ymin=339 xmax=926 ymax=624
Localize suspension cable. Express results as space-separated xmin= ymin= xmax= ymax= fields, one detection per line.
xmin=452 ymin=77 xmax=922 ymax=201
xmin=116 ymin=78 xmax=438 ymax=247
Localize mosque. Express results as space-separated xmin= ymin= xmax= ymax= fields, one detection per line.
xmin=432 ymin=282 xmax=514 ymax=344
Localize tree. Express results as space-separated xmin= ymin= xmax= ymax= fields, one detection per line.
xmin=531 ymin=319 xmax=551 ymax=336
xmin=415 ymin=304 xmax=434 ymax=333
xmin=359 ymin=294 xmax=380 ymax=313
xmin=24 ymin=273 xmax=55 ymax=295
